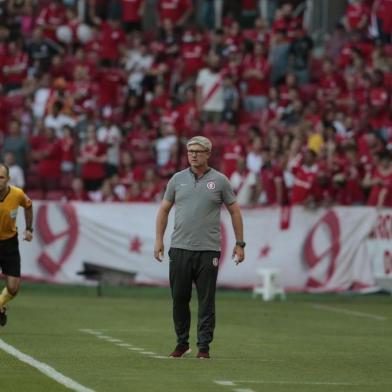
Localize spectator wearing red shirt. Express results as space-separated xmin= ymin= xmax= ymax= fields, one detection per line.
xmin=125 ymin=182 xmax=144 ymax=201
xmin=33 ymin=127 xmax=62 ymax=191
xmin=89 ymin=178 xmax=121 ymax=202
xmin=365 ymin=150 xmax=392 ymax=207
xmin=176 ymin=87 xmax=197 ymax=136
xmin=279 ymin=73 xmax=298 ymax=107
xmin=96 ymin=66 xmax=126 ymax=108
xmin=343 ymin=0 xmax=370 ymax=33
xmin=290 ymin=149 xmax=319 ymax=206
xmin=369 ymin=69 xmax=390 ymax=130
xmin=140 ymin=168 xmax=162 ymax=201
xmin=224 ymin=20 xmax=244 ymax=50
xmin=243 ymin=17 xmax=271 ymax=47
xmin=333 ymin=143 xmax=366 ymax=205
xmin=242 ymin=41 xmax=270 ymax=112
xmin=118 ymin=150 xmax=145 ymax=188
xmin=36 ymin=0 xmax=68 ymax=42
xmin=2 ymin=40 xmax=28 ymax=93
xmin=180 ymin=29 xmax=205 ymax=81
xmin=99 ymin=19 xmax=126 ymax=65
xmin=221 ymin=125 xmax=246 ymax=178
xmin=338 ymin=73 xmax=368 ymax=114
xmin=121 ymin=0 xmax=146 ymax=32
xmin=272 ymin=3 xmax=302 ymax=42
xmin=317 ymin=58 xmax=343 ymax=104
xmin=78 ymin=126 xmax=107 ymax=191
xmin=259 ymin=147 xmax=287 ymax=206
xmin=150 ymin=83 xmax=170 ymax=113
xmin=67 ymin=177 xmax=90 ymax=201
xmin=66 ymin=47 xmax=97 ymax=83
xmin=157 ymin=0 xmax=193 ymax=28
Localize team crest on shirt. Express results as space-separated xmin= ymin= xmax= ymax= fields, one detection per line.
xmin=207 ymin=181 xmax=216 ymax=190
xmin=212 ymin=257 xmax=219 ymax=267
xmin=9 ymin=209 xmax=18 ymax=219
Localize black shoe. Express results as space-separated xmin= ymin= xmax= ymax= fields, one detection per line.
xmin=0 ymin=308 xmax=7 ymax=326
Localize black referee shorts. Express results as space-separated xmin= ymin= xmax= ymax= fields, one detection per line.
xmin=0 ymin=235 xmax=21 ymax=277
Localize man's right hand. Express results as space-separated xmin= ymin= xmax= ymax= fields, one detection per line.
xmin=154 ymin=240 xmax=164 ymax=262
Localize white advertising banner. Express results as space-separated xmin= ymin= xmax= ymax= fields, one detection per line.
xmin=16 ymin=202 xmax=381 ymax=291
xmin=367 ymin=210 xmax=392 ymax=285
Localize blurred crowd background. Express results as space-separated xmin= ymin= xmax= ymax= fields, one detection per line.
xmin=0 ymin=0 xmax=391 ymax=207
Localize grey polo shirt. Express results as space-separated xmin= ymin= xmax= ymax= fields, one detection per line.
xmin=163 ymin=167 xmax=236 ymax=251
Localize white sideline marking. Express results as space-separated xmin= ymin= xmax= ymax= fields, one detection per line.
xmin=141 ymin=351 xmax=156 ymax=355
xmin=311 ymin=304 xmax=386 ymax=321
xmin=215 ymin=380 xmax=236 ymax=386
xmin=233 ymin=389 xmax=256 ymax=392
xmin=78 ymin=329 xmax=102 ymax=336
xmin=234 ymin=380 xmax=359 ymax=386
xmin=129 ymin=347 xmax=143 ymax=351
xmin=0 ymin=338 xmax=95 ymax=392
xmin=116 ymin=343 xmax=133 ymax=347
xmin=153 ymin=355 xmax=169 ymax=359
xmin=107 ymin=338 xmax=122 ymax=343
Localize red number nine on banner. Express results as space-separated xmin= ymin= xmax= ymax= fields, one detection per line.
xmin=303 ymin=211 xmax=341 ymax=288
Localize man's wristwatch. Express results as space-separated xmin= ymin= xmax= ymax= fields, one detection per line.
xmin=235 ymin=241 xmax=246 ymax=248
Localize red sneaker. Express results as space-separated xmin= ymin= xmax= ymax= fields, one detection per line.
xmin=196 ymin=350 xmax=210 ymax=359
xmin=169 ymin=345 xmax=191 ymax=358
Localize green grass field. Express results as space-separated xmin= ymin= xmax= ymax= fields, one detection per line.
xmin=1 ymin=284 xmax=391 ymax=392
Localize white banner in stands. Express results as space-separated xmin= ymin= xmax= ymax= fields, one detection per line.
xmin=16 ymin=202 xmax=381 ymax=291
xmin=367 ymin=211 xmax=392 ymax=285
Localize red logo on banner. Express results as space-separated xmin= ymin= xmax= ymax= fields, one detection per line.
xmin=259 ymin=245 xmax=271 ymax=258
xmin=303 ymin=210 xmax=341 ymax=288
xmin=36 ymin=204 xmax=78 ymax=275
xmin=129 ymin=236 xmax=142 ymax=253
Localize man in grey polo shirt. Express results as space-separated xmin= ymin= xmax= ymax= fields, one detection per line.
xmin=154 ymin=136 xmax=245 ymax=359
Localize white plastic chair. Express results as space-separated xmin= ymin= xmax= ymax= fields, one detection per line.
xmin=253 ymin=267 xmax=286 ymax=301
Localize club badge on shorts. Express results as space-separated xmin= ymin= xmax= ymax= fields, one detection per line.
xmin=207 ymin=181 xmax=216 ymax=190
xmin=212 ymin=257 xmax=219 ymax=267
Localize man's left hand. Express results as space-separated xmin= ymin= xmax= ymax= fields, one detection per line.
xmin=232 ymin=246 xmax=245 ymax=264
xmin=23 ymin=230 xmax=33 ymax=241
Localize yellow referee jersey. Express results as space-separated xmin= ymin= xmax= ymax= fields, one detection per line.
xmin=0 ymin=186 xmax=32 ymax=240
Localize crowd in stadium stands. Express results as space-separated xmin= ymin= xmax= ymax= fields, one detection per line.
xmin=0 ymin=0 xmax=391 ymax=207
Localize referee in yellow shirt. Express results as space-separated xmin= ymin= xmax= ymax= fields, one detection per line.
xmin=0 ymin=163 xmax=33 ymax=327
